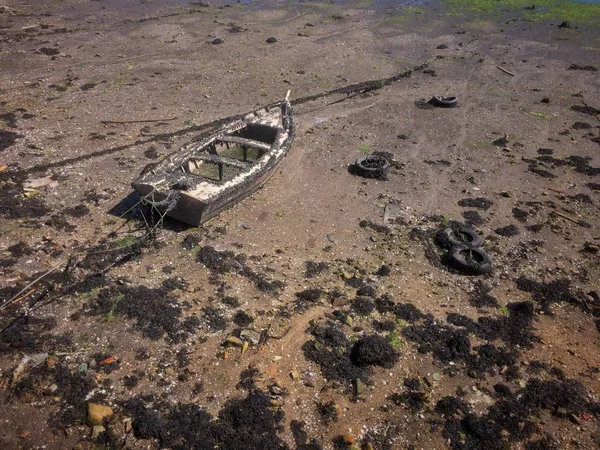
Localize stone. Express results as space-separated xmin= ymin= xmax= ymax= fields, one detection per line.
xmin=87 ymin=403 xmax=114 ymax=426
xmin=266 ymin=37 xmax=277 ymax=43
xmin=290 ymin=368 xmax=300 ymax=381
xmin=268 ymin=318 xmax=291 ymax=339
xmin=226 ymin=336 xmax=243 ymax=347
xmin=355 ymin=378 xmax=366 ymax=395
xmin=555 ymin=407 xmax=568 ymax=418
xmin=91 ymin=425 xmax=105 ymax=440
xmin=240 ymin=329 xmax=261 ymax=345
xmin=332 ymin=296 xmax=350 ymax=307
xmin=343 ymin=434 xmax=357 ymax=444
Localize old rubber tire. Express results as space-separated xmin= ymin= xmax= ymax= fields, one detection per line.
xmin=430 ymin=96 xmax=458 ymax=108
xmin=449 ymin=246 xmax=492 ymax=275
xmin=355 ymin=154 xmax=390 ymax=179
xmin=441 ymin=227 xmax=482 ymax=248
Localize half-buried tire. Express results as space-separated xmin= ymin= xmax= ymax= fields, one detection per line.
xmin=449 ymin=246 xmax=492 ymax=275
xmin=439 ymin=227 xmax=482 ymax=248
xmin=355 ymin=154 xmax=390 ymax=179
xmin=430 ymin=96 xmax=458 ymax=108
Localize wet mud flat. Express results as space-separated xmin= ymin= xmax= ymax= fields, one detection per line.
xmin=1 ymin=0 xmax=600 ymax=449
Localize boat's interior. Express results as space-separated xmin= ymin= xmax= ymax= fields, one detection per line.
xmin=182 ymin=122 xmax=281 ymax=183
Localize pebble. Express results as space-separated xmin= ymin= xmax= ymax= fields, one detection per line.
xmin=332 ymin=296 xmax=350 ymax=307
xmin=91 ymin=425 xmax=105 ymax=440
xmin=87 ymin=403 xmax=114 ymax=426
xmin=240 ymin=329 xmax=261 ymax=345
xmin=268 ymin=318 xmax=291 ymax=339
xmin=355 ymin=378 xmax=366 ymax=395
xmin=266 ymin=37 xmax=277 ymax=43
xmin=226 ymin=336 xmax=243 ymax=347
xmin=343 ymin=434 xmax=357 ymax=444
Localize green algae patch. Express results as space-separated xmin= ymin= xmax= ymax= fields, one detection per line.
xmin=444 ymin=0 xmax=600 ymax=26
xmin=519 ymin=106 xmax=554 ymax=121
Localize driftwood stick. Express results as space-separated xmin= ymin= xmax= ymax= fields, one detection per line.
xmin=496 ymin=66 xmax=515 ymax=77
xmin=553 ymin=210 xmax=583 ymax=225
xmin=0 ymin=263 xmax=62 ymax=311
xmin=0 ymin=289 xmax=35 ymax=312
xmin=101 ymin=117 xmax=178 ymax=125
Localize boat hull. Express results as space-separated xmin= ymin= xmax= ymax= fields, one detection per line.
xmin=132 ymin=99 xmax=293 ymax=226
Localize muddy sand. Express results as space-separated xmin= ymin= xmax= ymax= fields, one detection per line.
xmin=1 ymin=0 xmax=600 ymax=449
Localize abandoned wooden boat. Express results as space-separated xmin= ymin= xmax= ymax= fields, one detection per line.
xmin=132 ymin=94 xmax=294 ymax=226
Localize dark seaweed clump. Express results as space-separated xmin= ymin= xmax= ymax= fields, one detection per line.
xmin=304 ymin=261 xmax=329 ymax=278
xmin=123 ymin=371 xmax=144 ymax=389
xmin=0 ymin=169 xmax=49 ymax=219
xmin=7 ymin=241 xmax=32 ymax=257
xmin=457 ymin=197 xmax=493 ymax=210
xmin=197 ymin=246 xmax=284 ymax=293
xmin=357 ymin=284 xmax=376 ymax=298
xmin=567 ymin=193 xmax=593 ymax=204
xmin=52 ymin=363 xmax=97 ymax=429
xmin=316 ymin=400 xmax=338 ymax=424
xmin=372 ymin=319 xmax=396 ymax=332
xmin=182 ymin=232 xmax=202 ymax=250
xmin=375 ymin=297 xmax=426 ymax=322
xmin=512 ymin=208 xmax=529 ymax=223
xmin=46 ymin=214 xmax=76 ymax=232
xmin=202 ymin=306 xmax=227 ymax=332
xmin=572 ymin=122 xmax=592 ymax=130
xmin=514 ymin=277 xmax=578 ymax=314
xmin=389 ymin=386 xmax=429 ymax=412
xmin=359 ymin=219 xmax=389 ymax=233
xmin=237 ymin=365 xmax=260 ymax=391
xmin=529 ymin=165 xmax=555 ymax=178
xmin=447 ymin=302 xmax=536 ymax=348
xmin=566 ymin=154 xmax=600 ymax=176
xmin=351 ymin=296 xmax=375 ymax=316
xmin=221 ymin=296 xmax=241 ymax=307
xmin=403 ymin=319 xmax=471 ymax=363
xmin=375 ymin=264 xmax=391 ymax=276
xmin=197 ymin=246 xmax=246 ymax=274
xmin=233 ymin=310 xmax=254 ymax=327
xmin=349 ymin=335 xmax=398 ymax=368
xmin=295 ymin=288 xmax=325 ymax=312
xmin=494 ymin=224 xmax=519 ymax=237
xmin=302 ymin=322 xmax=372 ymax=386
xmin=63 ymin=204 xmax=90 ymax=218
xmin=440 ymin=378 xmax=600 ymax=450
xmin=462 ymin=210 xmax=484 ymax=226
xmin=469 ymin=280 xmax=498 ymax=308
xmin=0 ymin=315 xmax=72 ymax=355
xmin=587 ymin=182 xmax=600 ymax=191
xmin=87 ymin=285 xmax=194 ymax=341
xmin=123 ymin=389 xmax=289 ymax=450
xmin=570 ymin=104 xmax=600 ymax=117
xmin=296 ymin=288 xmax=324 ymax=302
xmin=79 ymin=240 xmax=144 ymax=273
xmin=162 ymin=277 xmax=188 ymax=291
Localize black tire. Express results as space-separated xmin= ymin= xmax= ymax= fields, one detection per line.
xmin=441 ymin=227 xmax=482 ymax=248
xmin=430 ymin=96 xmax=458 ymax=108
xmin=355 ymin=154 xmax=390 ymax=179
xmin=449 ymin=246 xmax=492 ymax=275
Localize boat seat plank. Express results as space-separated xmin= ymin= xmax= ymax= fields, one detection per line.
xmin=191 ymin=154 xmax=252 ymax=170
xmin=217 ymin=135 xmax=272 ymax=151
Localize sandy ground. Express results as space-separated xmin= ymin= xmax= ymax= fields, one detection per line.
xmin=1 ymin=1 xmax=600 ymax=449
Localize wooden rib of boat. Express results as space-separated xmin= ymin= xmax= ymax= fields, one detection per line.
xmin=132 ymin=93 xmax=294 ymax=226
